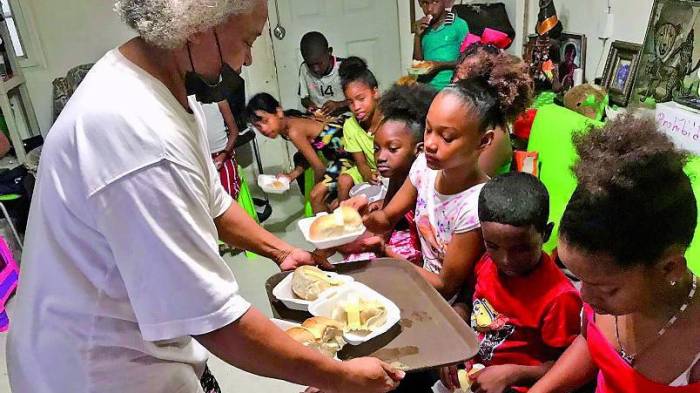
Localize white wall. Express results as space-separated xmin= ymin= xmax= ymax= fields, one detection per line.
xmin=526 ymin=0 xmax=655 ymax=82
xmin=20 ymin=0 xmax=281 ymax=136
xmin=19 ymin=0 xmax=134 ymax=134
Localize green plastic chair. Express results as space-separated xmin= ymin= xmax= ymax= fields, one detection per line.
xmin=236 ymin=165 xmax=258 ymax=259
xmin=0 ymin=194 xmax=21 ymax=251
xmin=303 ymin=168 xmax=314 ymax=217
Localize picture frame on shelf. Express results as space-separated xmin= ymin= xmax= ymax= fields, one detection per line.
xmin=602 ymin=41 xmax=643 ymax=107
xmin=558 ymin=33 xmax=587 ymax=91
xmin=523 ymin=33 xmax=587 ymax=93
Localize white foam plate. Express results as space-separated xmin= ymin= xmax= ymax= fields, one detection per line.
xmin=308 ymin=282 xmax=401 ymax=345
xmin=272 ymin=271 xmax=355 ymax=311
xmin=298 ymin=213 xmax=367 ymax=250
xmin=258 ymin=174 xmax=290 ymax=194
xmin=271 ymin=318 xmax=300 ymax=331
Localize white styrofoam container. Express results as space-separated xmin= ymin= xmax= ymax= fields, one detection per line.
xmin=271 ymin=318 xmax=300 ymax=331
xmin=258 ymin=174 xmax=290 ymax=194
xmin=272 ymin=271 xmax=355 ymax=311
xmin=308 ymin=282 xmax=401 ymax=345
xmin=298 ymin=213 xmax=366 ymax=250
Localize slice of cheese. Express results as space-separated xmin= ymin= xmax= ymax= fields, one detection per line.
xmin=345 ymin=302 xmax=362 ymax=331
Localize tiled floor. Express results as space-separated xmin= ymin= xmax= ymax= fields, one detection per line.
xmin=1 ymin=182 xmax=327 ymax=392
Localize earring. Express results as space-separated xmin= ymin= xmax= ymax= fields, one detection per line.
xmin=671 ymin=281 xmax=678 ymax=287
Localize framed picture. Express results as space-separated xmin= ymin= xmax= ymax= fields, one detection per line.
xmin=524 ymin=33 xmax=586 ymax=92
xmin=602 ymin=41 xmax=642 ymax=107
xmin=632 ymin=0 xmax=700 ymax=104
xmin=558 ymin=33 xmax=587 ymax=90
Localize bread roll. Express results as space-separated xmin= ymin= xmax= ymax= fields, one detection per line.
xmin=302 ymin=317 xmax=346 ymax=358
xmin=303 ymin=317 xmax=344 ymax=342
xmin=337 ymin=206 xmax=363 ymax=231
xmin=286 ymin=327 xmax=316 ymax=346
xmin=291 ymin=266 xmax=343 ymax=301
xmin=286 ymin=317 xmax=346 ymax=358
xmin=308 ymin=206 xmax=363 ymax=241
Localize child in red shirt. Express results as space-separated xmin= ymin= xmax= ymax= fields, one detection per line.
xmin=440 ymin=172 xmax=582 ymax=393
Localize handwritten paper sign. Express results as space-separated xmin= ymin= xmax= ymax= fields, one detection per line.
xmin=656 ymin=102 xmax=700 ymax=155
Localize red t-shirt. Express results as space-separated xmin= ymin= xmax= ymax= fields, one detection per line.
xmin=468 ymin=252 xmax=582 ymax=389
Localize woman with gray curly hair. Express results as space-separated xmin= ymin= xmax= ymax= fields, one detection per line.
xmin=7 ymin=1 xmax=403 ymax=393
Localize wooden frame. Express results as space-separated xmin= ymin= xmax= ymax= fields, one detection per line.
xmin=602 ymin=41 xmax=642 ymax=107
xmin=410 ymin=0 xmax=418 ymax=33
xmin=633 ymin=0 xmax=700 ymax=104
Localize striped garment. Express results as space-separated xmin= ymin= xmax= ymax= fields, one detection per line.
xmin=212 ymin=152 xmax=241 ymax=200
xmin=0 ymin=235 xmax=19 ymax=332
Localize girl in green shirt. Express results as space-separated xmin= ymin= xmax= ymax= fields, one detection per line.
xmin=336 ymin=57 xmax=383 ymax=202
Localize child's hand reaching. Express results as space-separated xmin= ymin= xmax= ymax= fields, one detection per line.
xmin=439 ymin=365 xmax=461 ymax=391
xmin=363 ymin=210 xmax=391 ymax=234
xmin=276 ymin=173 xmax=293 ymax=183
xmin=469 ymin=365 xmax=518 ymax=393
xmin=337 ymin=234 xmax=385 ymax=255
xmin=320 ymin=100 xmax=345 ymax=116
xmin=213 ymin=152 xmax=228 ymax=170
xmin=341 ymin=194 xmax=370 ymax=214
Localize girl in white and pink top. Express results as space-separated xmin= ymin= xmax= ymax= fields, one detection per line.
xmin=363 ymin=53 xmax=534 ymax=302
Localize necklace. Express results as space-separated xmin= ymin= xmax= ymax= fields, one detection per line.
xmin=615 ymin=274 xmax=697 ymax=365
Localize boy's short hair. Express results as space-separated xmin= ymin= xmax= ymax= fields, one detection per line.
xmin=478 ymin=172 xmax=550 ymax=233
xmin=300 ymin=31 xmax=329 ymax=60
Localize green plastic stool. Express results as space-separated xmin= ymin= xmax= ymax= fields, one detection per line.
xmin=0 ymin=194 xmax=21 ymax=251
xmin=304 ymin=167 xmax=314 ymax=218
xmin=236 ymin=166 xmax=259 ymax=259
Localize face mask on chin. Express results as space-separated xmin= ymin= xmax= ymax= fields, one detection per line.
xmin=185 ymin=32 xmax=244 ymax=104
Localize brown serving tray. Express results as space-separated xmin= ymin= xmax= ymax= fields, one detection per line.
xmin=265 ymin=258 xmax=479 ymax=372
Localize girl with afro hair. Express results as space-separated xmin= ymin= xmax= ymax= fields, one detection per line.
xmin=531 ymin=115 xmax=700 ymax=392
xmin=453 ymin=43 xmax=534 ymax=176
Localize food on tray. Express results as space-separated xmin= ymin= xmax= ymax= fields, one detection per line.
xmin=291 ymin=266 xmax=344 ymax=301
xmin=286 ymin=316 xmax=346 ymax=358
xmin=308 ymin=206 xmax=364 ymax=241
xmin=331 ymin=293 xmax=387 ymax=335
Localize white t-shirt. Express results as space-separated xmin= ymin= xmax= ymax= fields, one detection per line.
xmin=409 ymin=154 xmax=485 ymax=274
xmin=298 ymin=56 xmax=346 ymax=108
xmin=200 ymin=102 xmax=228 ymax=154
xmin=7 ymin=49 xmax=251 ymax=393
